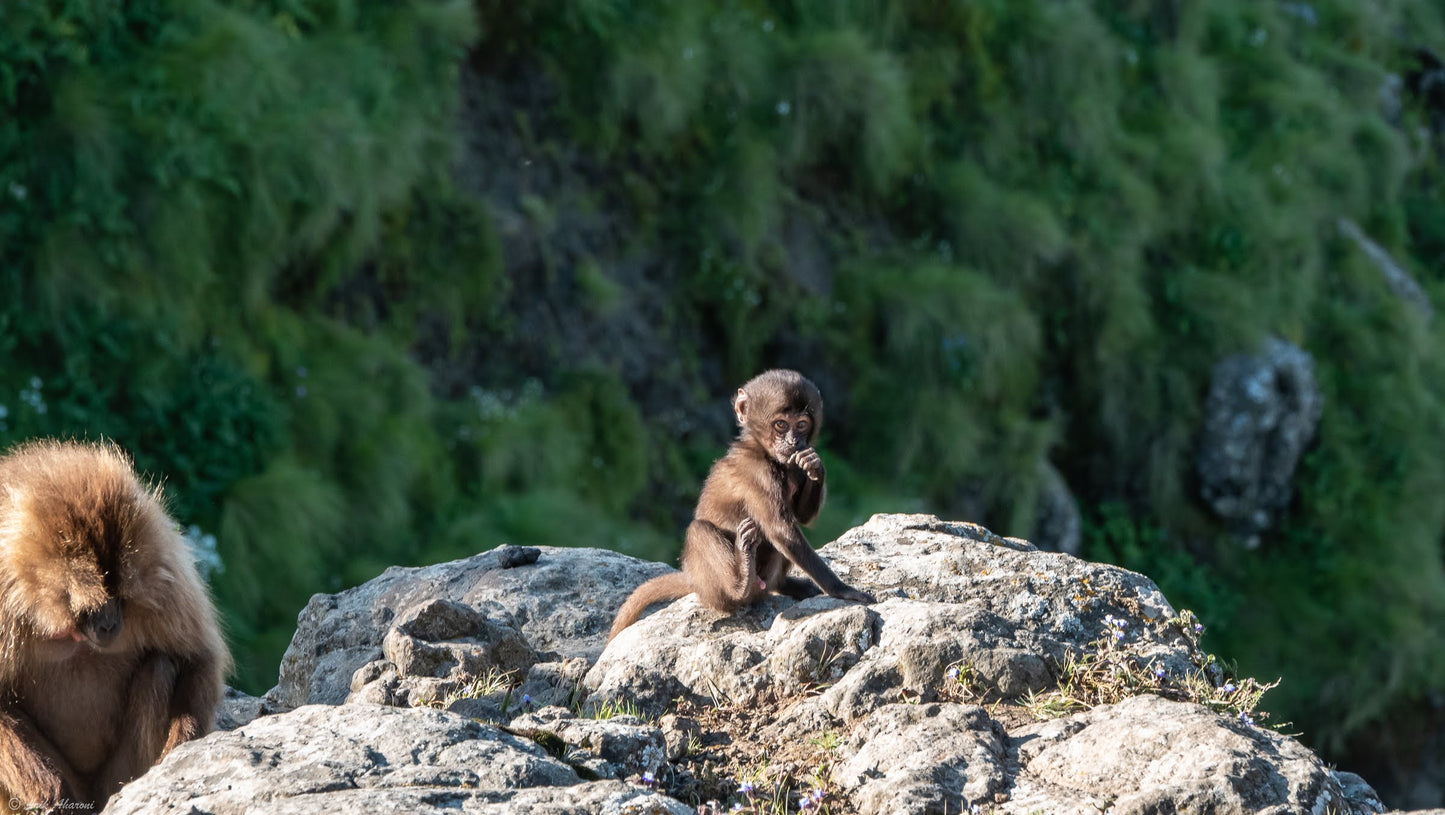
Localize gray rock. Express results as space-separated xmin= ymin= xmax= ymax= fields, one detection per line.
xmin=103 ymin=703 xmax=692 ymax=814
xmin=657 ymin=714 xmax=701 ymax=761
xmin=270 ymin=544 xmax=671 ymax=707
xmin=1031 ymin=459 xmax=1082 ymax=555
xmin=589 ymin=514 xmax=1193 ymax=720
xmin=514 ymin=658 xmax=592 ymax=711
xmin=216 ymin=685 xmax=272 ymax=731
xmin=1333 ymin=771 xmax=1387 ymax=814
xmin=385 ymin=598 xmax=537 ymax=678
xmin=1380 ymin=72 xmax=1404 ymax=124
xmin=344 ymin=600 xmax=540 ymax=710
xmin=1196 ymin=338 xmax=1323 ymax=544
xmin=509 ymin=706 xmax=668 ymax=780
xmin=586 ymin=515 xmax=1385 ymax=815
xmin=587 ymin=593 xmax=868 ymax=716
xmin=1338 ymin=218 xmax=1433 ymax=323
xmin=1009 ymin=694 xmax=1380 ymax=814
xmin=145 ymin=513 xmax=1394 ymax=815
xmin=812 ymin=601 xmax=1053 ymax=722
xmin=836 ymin=703 xmax=1008 ymax=815
xmin=495 ymin=544 xmax=543 ymax=568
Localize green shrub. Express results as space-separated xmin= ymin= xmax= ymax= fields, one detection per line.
xmin=6 ymin=0 xmax=1445 ymax=771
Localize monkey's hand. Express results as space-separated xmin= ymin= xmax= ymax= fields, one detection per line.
xmin=789 ymin=447 xmax=825 ymax=481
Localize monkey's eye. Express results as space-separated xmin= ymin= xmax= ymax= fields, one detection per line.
xmin=796 ymin=420 xmax=810 ymax=434
xmin=773 ymin=419 xmax=789 ymax=433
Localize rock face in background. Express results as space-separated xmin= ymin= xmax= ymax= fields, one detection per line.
xmin=1196 ymin=338 xmax=1324 ymax=545
xmin=108 ymin=515 xmax=1418 ymax=814
xmin=1337 ymin=219 xmax=1434 ymax=324
xmin=1030 ymin=459 xmax=1082 ymax=555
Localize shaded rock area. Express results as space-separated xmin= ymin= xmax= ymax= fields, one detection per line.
xmin=1196 ymin=337 xmax=1323 ymax=545
xmin=105 ymin=514 xmax=1432 ymax=814
xmin=509 ymin=707 xmax=669 ymax=781
xmin=1030 ymin=459 xmax=1082 ymax=555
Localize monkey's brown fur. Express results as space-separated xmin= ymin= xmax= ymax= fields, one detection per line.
xmin=610 ymin=370 xmax=874 ymax=640
xmin=0 ymin=440 xmax=230 ymax=811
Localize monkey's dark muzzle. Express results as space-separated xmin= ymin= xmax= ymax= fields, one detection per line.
xmin=78 ymin=599 xmax=124 ymax=648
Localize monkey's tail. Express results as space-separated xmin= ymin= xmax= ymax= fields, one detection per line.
xmin=607 ymin=571 xmax=693 ymax=642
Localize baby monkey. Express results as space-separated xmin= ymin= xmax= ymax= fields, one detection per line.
xmin=610 ymin=369 xmax=874 ymax=640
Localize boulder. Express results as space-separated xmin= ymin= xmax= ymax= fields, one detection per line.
xmin=1010 ymin=694 xmax=1372 ymax=814
xmin=112 ymin=515 xmax=1404 ymax=815
xmin=1196 ymin=338 xmax=1323 ymax=545
xmin=269 ymin=543 xmax=670 ymax=707
xmin=105 ymin=703 xmax=691 ymax=814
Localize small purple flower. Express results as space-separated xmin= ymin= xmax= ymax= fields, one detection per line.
xmin=522 ymin=693 xmax=532 ymax=707
xmin=1238 ymin=711 xmax=1254 ymax=727
xmin=1113 ymin=618 xmax=1127 ymax=629
xmin=738 ymin=780 xmax=755 ymax=795
xmin=799 ymin=797 xmax=814 ymax=810
xmin=1222 ymin=682 xmax=1237 ymax=694
xmin=1193 ymin=623 xmax=1204 ymax=634
xmin=642 ymin=770 xmax=656 ymax=786
xmin=1112 ymin=629 xmax=1125 ymax=640
xmin=947 ymin=665 xmax=960 ymax=680
xmin=1154 ymin=667 xmax=1166 ymax=679
xmin=810 ymin=789 xmax=825 ymax=803
xmin=732 ymin=805 xmax=744 ymax=813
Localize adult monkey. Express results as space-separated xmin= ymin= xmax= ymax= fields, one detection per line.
xmin=609 ymin=370 xmax=874 ymax=640
xmin=0 ymin=440 xmax=229 ymax=811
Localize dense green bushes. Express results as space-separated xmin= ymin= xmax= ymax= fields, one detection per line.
xmin=0 ymin=0 xmax=495 ymax=688
xmin=4 ymin=0 xmax=1445 ymax=770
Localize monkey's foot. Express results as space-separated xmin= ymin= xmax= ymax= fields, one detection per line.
xmin=735 ymin=517 xmax=761 ymax=555
xmin=835 ymin=587 xmax=877 ymax=604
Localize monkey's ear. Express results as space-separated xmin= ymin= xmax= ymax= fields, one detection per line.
xmin=733 ymin=389 xmax=750 ymax=425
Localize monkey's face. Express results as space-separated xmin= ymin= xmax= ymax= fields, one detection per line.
xmin=766 ymin=413 xmax=815 ymax=463
xmin=1 ymin=478 xmax=139 ymax=659
xmin=15 ymin=535 xmax=128 ymax=661
xmin=733 ymin=371 xmax=824 ymax=465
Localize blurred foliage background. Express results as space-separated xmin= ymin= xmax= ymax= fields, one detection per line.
xmin=4 ymin=0 xmax=1445 ymax=799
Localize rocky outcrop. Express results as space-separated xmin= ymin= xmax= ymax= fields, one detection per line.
xmin=105 ymin=514 xmax=1411 ymax=814
xmin=1196 ymin=338 xmax=1323 ymax=545
xmin=268 ymin=543 xmax=667 ymax=709
xmin=104 ymin=703 xmax=691 ymax=814
xmin=587 ymin=515 xmax=1186 ymax=720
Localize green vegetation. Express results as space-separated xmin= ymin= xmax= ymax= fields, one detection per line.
xmin=4 ymin=0 xmax=1445 ymax=775
xmin=1019 ymin=610 xmax=1279 ymax=729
